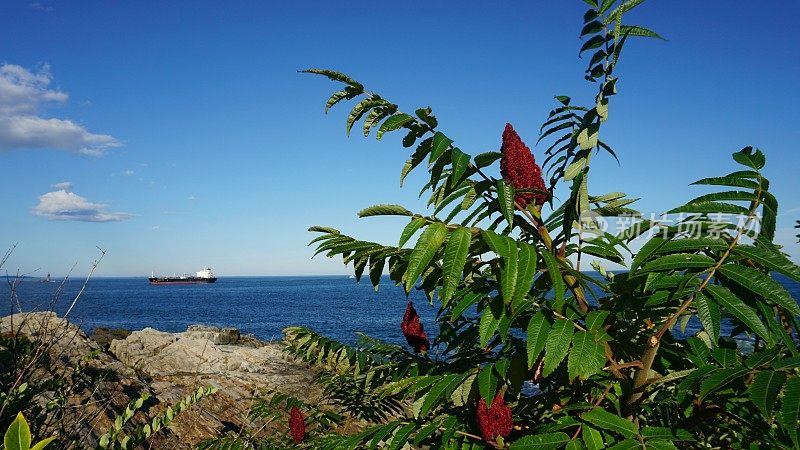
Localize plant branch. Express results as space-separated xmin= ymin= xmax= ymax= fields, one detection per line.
xmin=625 ymin=179 xmax=764 ymax=418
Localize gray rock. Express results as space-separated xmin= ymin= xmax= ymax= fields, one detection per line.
xmin=2 ymin=313 xmax=321 ymax=449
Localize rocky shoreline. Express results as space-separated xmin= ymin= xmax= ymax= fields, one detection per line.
xmin=1 ymin=312 xmax=321 ymax=448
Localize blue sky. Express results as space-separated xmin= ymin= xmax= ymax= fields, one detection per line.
xmin=0 ymin=1 xmax=798 ymax=277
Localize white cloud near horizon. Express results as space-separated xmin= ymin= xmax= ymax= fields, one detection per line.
xmin=31 ymin=189 xmax=133 ymax=222
xmin=0 ymin=63 xmax=120 ymax=155
xmin=51 ymin=181 xmax=72 ymax=190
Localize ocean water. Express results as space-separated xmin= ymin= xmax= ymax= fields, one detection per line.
xmin=4 ymin=274 xmax=799 ymax=347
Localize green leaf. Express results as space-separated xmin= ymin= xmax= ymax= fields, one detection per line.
xmin=685 ymin=190 xmax=757 ymax=204
xmin=699 ymin=367 xmax=748 ymax=401
xmin=692 ymin=172 xmax=759 ymax=189
xmin=404 ymin=223 xmax=448 ymax=293
xmin=694 ymin=292 xmax=720 ymax=344
xmin=30 ymin=438 xmax=55 ymax=450
xmin=474 ymin=151 xmax=502 ymax=168
xmin=577 ymin=124 xmax=599 ymax=150
xmin=358 ymin=204 xmax=413 ymax=218
xmin=376 ymin=113 xmax=414 ymax=140
xmin=705 ymin=284 xmax=771 ymax=343
xmin=497 ymin=179 xmax=516 ymax=228
xmin=581 ymin=20 xmax=604 ymax=37
xmin=667 ymin=201 xmax=750 ymax=215
xmin=565 ymin=158 xmax=586 ymax=181
xmin=543 ymin=319 xmax=574 ymax=377
xmin=480 ymin=229 xmax=516 ymax=258
xmin=347 ymin=97 xmax=388 ymax=136
xmin=440 ymin=227 xmax=471 ymax=304
xmin=388 ymin=422 xmax=416 ymax=450
xmin=645 ymin=441 xmax=679 ymax=450
xmin=450 ymin=148 xmax=471 ymax=188
xmin=363 ymin=106 xmax=395 ymax=137
xmin=478 ymin=364 xmax=497 ymax=407
xmin=748 ymin=370 xmax=786 ymax=420
xmin=760 ymin=191 xmax=778 ymax=241
xmin=4 ymin=412 xmax=32 ymax=450
xmin=603 ymin=0 xmax=646 ymax=24
xmin=527 ymin=312 xmax=550 ymax=368
xmin=732 ymin=146 xmax=766 ymax=170
xmin=368 ymin=254 xmax=386 ymax=291
xmin=580 ymin=408 xmax=639 ymax=438
xmin=430 ymin=131 xmax=453 ymax=164
xmin=514 ymin=242 xmax=538 ymax=305
xmin=582 ymin=426 xmax=604 ymax=450
xmin=541 ymin=250 xmax=565 ymax=303
xmin=509 ymin=432 xmax=571 ymax=449
xmin=641 ymin=427 xmax=677 ymax=440
xmin=308 ymin=225 xmax=340 ymax=234
xmin=654 ymin=238 xmax=729 ymax=255
xmin=630 ymin=237 xmax=667 ymax=272
xmin=640 ymin=254 xmax=715 ymax=272
xmin=479 ymin=300 xmax=502 ymax=348
xmin=717 ymin=265 xmax=800 ymax=316
xmin=778 ymin=377 xmax=800 ymax=448
xmin=301 ymin=69 xmax=364 ymax=90
xmin=418 ymin=374 xmax=463 ymax=418
xmin=585 ymin=311 xmax=609 ymax=331
xmin=619 ymin=25 xmax=665 ymax=39
xmin=369 ymin=421 xmax=402 ymax=448
xmin=772 ymin=357 xmax=800 ymax=370
xmin=323 ymin=87 xmax=361 ymax=112
xmin=606 ymin=440 xmax=640 ymax=450
xmin=733 ymin=244 xmax=800 ymax=281
xmin=579 ymin=35 xmax=605 ymax=56
xmin=450 ymin=290 xmax=484 ymax=321
xmin=399 ymin=217 xmax=426 ymax=248
xmin=568 ymin=331 xmax=606 ymax=380
xmin=501 ymin=249 xmax=519 ymax=305
xmin=554 ymin=95 xmax=571 ymax=106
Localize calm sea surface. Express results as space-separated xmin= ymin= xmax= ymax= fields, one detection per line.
xmin=4 ymin=274 xmax=799 ymax=347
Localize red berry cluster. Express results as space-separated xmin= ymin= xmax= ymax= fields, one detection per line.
xmin=400 ymin=301 xmax=429 ymax=353
xmin=476 ymin=393 xmax=513 ymax=442
xmin=289 ymin=405 xmax=305 ymax=444
xmin=499 ymin=123 xmax=548 ymax=208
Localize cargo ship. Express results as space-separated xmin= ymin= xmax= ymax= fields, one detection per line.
xmin=148 ymin=267 xmax=217 ymax=284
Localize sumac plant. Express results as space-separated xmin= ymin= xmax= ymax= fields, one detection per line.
xmin=281 ymin=1 xmax=799 ymax=449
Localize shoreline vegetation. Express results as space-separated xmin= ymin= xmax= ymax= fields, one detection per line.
xmin=1 ymin=311 xmax=321 ymax=448
xmin=3 ymin=1 xmax=800 ymax=448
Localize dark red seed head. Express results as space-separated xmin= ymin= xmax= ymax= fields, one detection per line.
xmin=401 ymin=301 xmax=429 ymax=353
xmin=476 ymin=393 xmax=513 ymax=442
xmin=289 ymin=405 xmax=305 ymax=444
xmin=499 ymin=123 xmax=548 ymax=208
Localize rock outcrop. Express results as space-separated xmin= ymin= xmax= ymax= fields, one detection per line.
xmin=1 ymin=312 xmax=319 ymax=449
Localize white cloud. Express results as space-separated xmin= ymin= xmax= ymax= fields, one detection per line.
xmin=0 ymin=63 xmax=119 ymax=155
xmin=28 ymin=2 xmax=54 ymax=12
xmin=124 ymin=169 xmax=135 ymax=176
xmin=31 ymin=189 xmax=133 ymax=222
xmin=51 ymin=181 xmax=72 ymax=190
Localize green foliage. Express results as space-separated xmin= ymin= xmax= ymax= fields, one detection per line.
xmin=275 ymin=1 xmax=800 ymax=448
xmin=2 ymin=413 xmax=54 ymax=450
xmin=96 ymin=386 xmax=216 ymax=450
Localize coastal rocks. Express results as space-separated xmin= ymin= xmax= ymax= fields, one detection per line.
xmin=108 ymin=325 xmax=321 ymax=446
xmin=1 ymin=312 xmax=152 ymax=447
xmin=89 ymin=327 xmax=132 ymax=349
xmin=1 ymin=312 xmax=320 ymax=449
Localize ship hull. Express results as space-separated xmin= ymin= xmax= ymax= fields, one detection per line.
xmin=148 ymin=277 xmax=217 ymax=284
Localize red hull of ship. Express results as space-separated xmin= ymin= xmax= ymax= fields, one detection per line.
xmin=148 ymin=278 xmax=217 ymax=284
